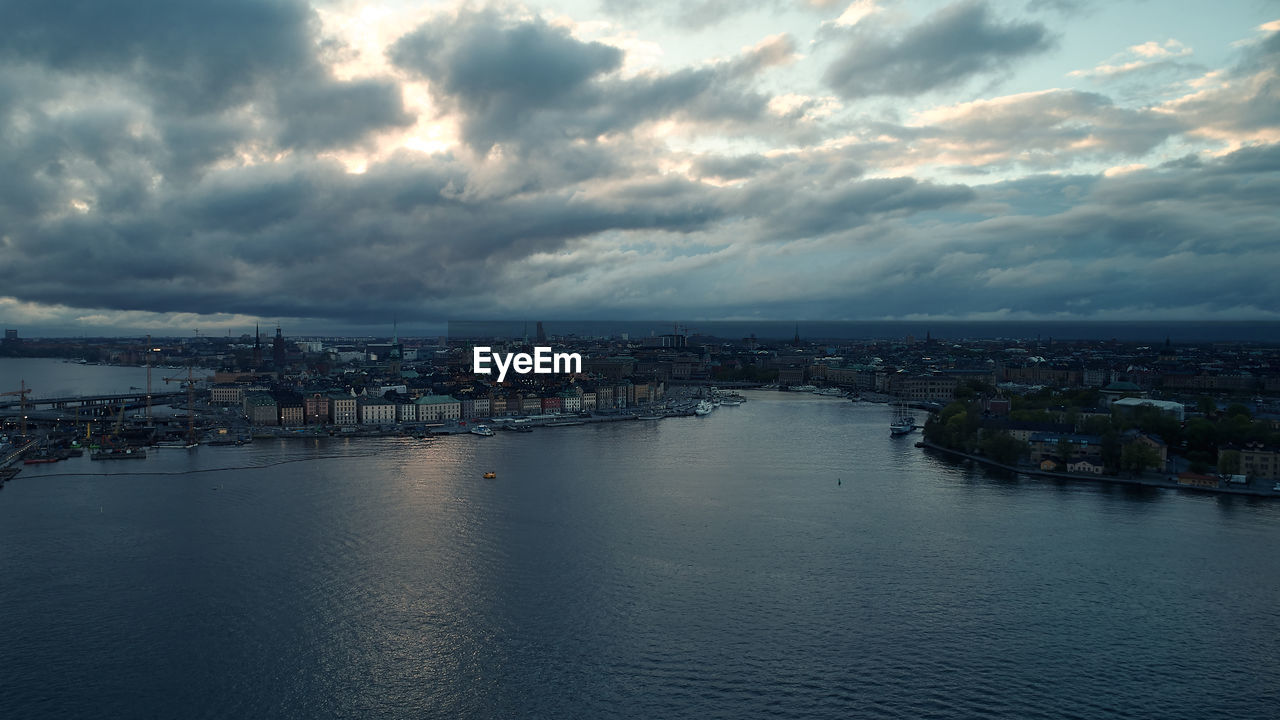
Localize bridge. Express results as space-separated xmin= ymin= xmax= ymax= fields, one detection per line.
xmin=0 ymin=391 xmax=187 ymax=411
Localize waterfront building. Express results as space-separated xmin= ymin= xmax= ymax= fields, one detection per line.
xmin=245 ymin=393 xmax=279 ymax=426
xmin=395 ymin=400 xmax=417 ymax=423
xmin=560 ymin=391 xmax=581 ymax=413
xmin=471 ymin=396 xmax=490 ymax=418
xmin=414 ymin=394 xmax=461 ymax=422
xmin=581 ymin=391 xmax=597 ymax=411
xmin=520 ymin=396 xmax=542 ymax=415
xmin=1068 ymin=459 xmax=1104 ymax=474
xmin=1236 ymin=442 xmax=1280 ymax=480
xmin=541 ymin=396 xmax=562 ymax=414
xmin=304 ymin=393 xmax=329 ymax=424
xmin=358 ymin=396 xmax=396 ymax=425
xmin=329 ymin=392 xmax=357 ymax=425
xmin=594 ymin=386 xmax=613 ymax=409
xmin=1028 ymin=433 xmax=1104 ymax=464
xmin=277 ymin=393 xmax=305 ymax=426
xmin=210 ymin=384 xmax=245 ymax=405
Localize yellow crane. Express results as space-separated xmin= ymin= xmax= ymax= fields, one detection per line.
xmin=1 ymin=380 xmax=32 ymax=438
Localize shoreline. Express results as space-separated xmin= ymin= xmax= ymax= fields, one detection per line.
xmin=917 ymin=440 xmax=1279 ymax=499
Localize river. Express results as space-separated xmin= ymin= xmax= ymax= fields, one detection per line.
xmin=1 ymin=360 xmax=1277 ymax=718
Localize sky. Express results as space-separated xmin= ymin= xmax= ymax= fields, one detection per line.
xmin=0 ymin=0 xmax=1277 ymax=336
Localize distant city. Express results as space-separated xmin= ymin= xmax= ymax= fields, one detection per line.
xmin=3 ymin=322 xmax=1280 ymax=495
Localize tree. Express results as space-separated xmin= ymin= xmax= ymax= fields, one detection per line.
xmin=1057 ymin=437 xmax=1074 ymax=464
xmin=1226 ymin=403 xmax=1253 ymax=419
xmin=1183 ymin=418 xmax=1218 ymax=450
xmin=979 ymin=431 xmax=1027 ymax=465
xmin=1121 ymin=441 xmax=1161 ymax=475
xmin=1218 ymin=449 xmax=1242 ymax=476
xmin=1197 ymin=396 xmax=1216 ymax=416
xmin=1101 ymin=431 xmax=1122 ymax=472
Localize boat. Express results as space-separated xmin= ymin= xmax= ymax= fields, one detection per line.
xmin=719 ymin=397 xmax=744 ymax=406
xmin=637 ymin=414 xmax=664 ymax=420
xmin=91 ymin=447 xmax=148 ymax=460
xmin=470 ymin=425 xmax=495 ymax=437
xmin=890 ymin=401 xmax=916 ymax=436
xmin=483 ymin=472 xmax=497 ymax=479
xmin=24 ymin=456 xmax=60 ymax=465
xmin=694 ymin=401 xmax=714 ymax=416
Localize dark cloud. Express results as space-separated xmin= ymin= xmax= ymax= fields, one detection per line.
xmin=0 ymin=1 xmax=1277 ymax=329
xmin=0 ymin=0 xmax=411 ymax=167
xmin=824 ymin=0 xmax=1053 ymax=98
xmin=389 ymin=10 xmax=785 ymax=152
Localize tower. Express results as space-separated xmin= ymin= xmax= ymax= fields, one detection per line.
xmin=272 ymin=325 xmax=286 ymax=369
xmin=252 ymin=324 xmax=262 ymax=370
xmin=389 ymin=317 xmax=403 ymax=377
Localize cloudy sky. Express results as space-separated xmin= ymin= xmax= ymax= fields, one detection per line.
xmin=1 ymin=0 xmax=1277 ymax=335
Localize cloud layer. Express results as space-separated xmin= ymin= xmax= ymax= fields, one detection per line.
xmin=0 ymin=1 xmax=1278 ymax=333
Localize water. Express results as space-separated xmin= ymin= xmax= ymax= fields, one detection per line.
xmin=0 ymin=358 xmax=156 ymax=399
xmin=2 ymin=368 xmax=1279 ymax=718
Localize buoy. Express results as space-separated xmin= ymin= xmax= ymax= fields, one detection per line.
xmin=483 ymin=472 xmax=497 ymax=479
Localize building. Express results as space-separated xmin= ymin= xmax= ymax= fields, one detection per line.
xmin=244 ymin=393 xmax=278 ymax=426
xmin=1111 ymin=397 xmax=1185 ymax=422
xmin=594 ymin=386 xmax=612 ymax=409
xmin=272 ymin=326 xmax=286 ymax=368
xmin=329 ymin=392 xmax=357 ymax=425
xmin=278 ymin=397 xmax=305 ymax=427
xmin=1068 ymin=459 xmax=1104 ymax=475
xmin=1028 ymin=433 xmax=1104 ymax=464
xmin=1099 ymin=381 xmax=1145 ymax=407
xmin=415 ymin=394 xmax=461 ymax=422
xmin=210 ymin=384 xmax=245 ymax=405
xmin=304 ymin=393 xmax=330 ymax=424
xmin=358 ymin=396 xmax=396 ymax=425
xmin=561 ymin=392 xmax=582 ymax=413
xmin=490 ymin=395 xmax=509 ymax=415
xmin=1124 ymin=431 xmax=1168 ymax=471
xmin=395 ymin=400 xmax=417 ymax=423
xmin=1237 ymin=442 xmax=1279 ymax=480
xmin=892 ymin=375 xmax=959 ymax=402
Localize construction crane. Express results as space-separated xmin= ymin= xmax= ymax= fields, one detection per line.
xmin=163 ymin=363 xmax=198 ymax=445
xmin=1 ymin=380 xmax=32 ymax=438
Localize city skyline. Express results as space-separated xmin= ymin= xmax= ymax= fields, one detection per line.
xmin=1 ymin=0 xmax=1277 ymax=336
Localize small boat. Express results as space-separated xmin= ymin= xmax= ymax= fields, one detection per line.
xmin=470 ymin=425 xmax=495 ymax=437
xmin=694 ymin=401 xmax=713 ymax=416
xmin=637 ymin=414 xmax=664 ymax=420
xmin=483 ymin=472 xmax=497 ymax=479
